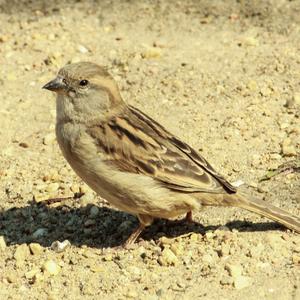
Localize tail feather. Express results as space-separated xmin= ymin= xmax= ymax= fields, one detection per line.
xmin=201 ymin=192 xmax=300 ymax=233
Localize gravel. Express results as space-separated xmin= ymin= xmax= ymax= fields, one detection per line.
xmin=0 ymin=1 xmax=299 ymax=299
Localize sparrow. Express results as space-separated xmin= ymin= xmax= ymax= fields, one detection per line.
xmin=43 ymin=61 xmax=300 ymax=247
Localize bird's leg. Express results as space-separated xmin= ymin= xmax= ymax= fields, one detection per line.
xmin=167 ymin=211 xmax=194 ymax=226
xmin=185 ymin=211 xmax=193 ymax=223
xmin=123 ymin=223 xmax=145 ymax=248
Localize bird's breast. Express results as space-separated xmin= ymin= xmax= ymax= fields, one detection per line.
xmin=54 ymin=121 xmax=199 ymax=218
xmin=55 ymin=121 xmax=129 ymax=208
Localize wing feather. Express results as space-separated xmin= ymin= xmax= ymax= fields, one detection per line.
xmin=87 ymin=105 xmax=236 ymax=194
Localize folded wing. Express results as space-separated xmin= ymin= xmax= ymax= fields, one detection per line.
xmin=87 ymin=105 xmax=237 ymax=194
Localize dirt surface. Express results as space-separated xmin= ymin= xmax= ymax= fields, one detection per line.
xmin=0 ymin=1 xmax=300 ymax=299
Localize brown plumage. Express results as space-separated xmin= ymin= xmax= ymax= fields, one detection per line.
xmin=43 ymin=61 xmax=300 ymax=247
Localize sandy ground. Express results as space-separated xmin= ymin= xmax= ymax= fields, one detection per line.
xmin=0 ymin=0 xmax=299 ymax=299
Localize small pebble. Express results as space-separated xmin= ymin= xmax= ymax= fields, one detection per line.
xmin=6 ymin=72 xmax=17 ymax=81
xmin=160 ymin=236 xmax=173 ymax=246
xmin=80 ymin=192 xmax=95 ymax=205
xmin=285 ymin=98 xmax=295 ymax=108
xmin=233 ymin=275 xmax=252 ymax=289
xmin=231 ymin=180 xmax=244 ymax=187
xmin=141 ymin=47 xmax=161 ymax=59
xmin=43 ymin=133 xmax=56 ymax=145
xmin=266 ymin=233 xmax=283 ymax=249
xmin=125 ymin=288 xmax=138 ymax=298
xmin=293 ymin=92 xmax=300 ymax=105
xmin=46 ymin=182 xmax=60 ymax=193
xmin=220 ymin=243 xmax=230 ymax=257
xmin=189 ymin=233 xmax=199 ymax=242
xmin=280 ymin=122 xmax=289 ymax=130
xmin=269 ymin=153 xmax=282 ymax=160
xmin=202 ymin=254 xmax=214 ymax=265
xmin=79 ymin=184 xmax=93 ymax=194
xmin=281 ymin=138 xmax=297 ymax=157
xmin=242 ymin=36 xmax=259 ymax=47
xmin=226 ymin=263 xmax=243 ymax=277
xmin=205 ymin=232 xmax=214 ymax=240
xmin=127 ymin=266 xmax=141 ymax=281
xmin=32 ymin=228 xmax=48 ymax=239
xmin=89 ymin=206 xmax=99 ymax=218
xmin=153 ymin=39 xmax=168 ymax=48
xmin=216 ymin=225 xmax=231 ymax=232
xmin=220 ymin=275 xmax=234 ymax=286
xmin=90 ymin=265 xmax=104 ymax=273
xmin=118 ymin=220 xmax=132 ymax=232
xmin=260 ymin=86 xmax=272 ymax=97
xmin=51 ymin=240 xmax=71 ymax=253
xmin=19 ymin=142 xmax=29 ymax=148
xmin=103 ymin=253 xmax=113 ymax=261
xmin=6 ymin=271 xmax=18 ymax=283
xmin=292 ymin=253 xmax=300 ymax=265
xmin=83 ymin=228 xmax=92 ymax=235
xmin=84 ymin=219 xmax=96 ymax=227
xmin=14 ymin=244 xmax=30 ymax=264
xmin=43 ymin=260 xmax=60 ymax=276
xmin=25 ymin=268 xmax=40 ymax=279
xmin=29 ymin=243 xmax=44 ymax=255
xmin=170 ymin=243 xmax=184 ymax=257
xmin=249 ymin=243 xmax=265 ymax=258
xmin=247 ymin=80 xmax=258 ymax=91
xmin=0 ymin=236 xmax=7 ymax=250
xmin=70 ymin=184 xmax=80 ymax=193
xmin=77 ymin=44 xmax=89 ymax=54
xmin=33 ymin=193 xmax=49 ymax=203
xmin=158 ymin=248 xmax=179 ymax=266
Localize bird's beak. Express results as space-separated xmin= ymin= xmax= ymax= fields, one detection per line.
xmin=43 ymin=76 xmax=66 ymax=92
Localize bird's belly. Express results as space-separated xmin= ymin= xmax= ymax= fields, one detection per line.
xmin=56 ymin=123 xmax=199 ymax=218
xmin=75 ymin=159 xmax=200 ymax=220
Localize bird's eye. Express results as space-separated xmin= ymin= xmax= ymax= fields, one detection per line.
xmin=79 ymin=79 xmax=89 ymax=86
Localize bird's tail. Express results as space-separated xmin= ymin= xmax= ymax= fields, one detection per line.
xmin=200 ymin=192 xmax=300 ymax=233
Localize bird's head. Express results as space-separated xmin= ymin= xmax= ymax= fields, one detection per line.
xmin=43 ymin=62 xmax=124 ymax=121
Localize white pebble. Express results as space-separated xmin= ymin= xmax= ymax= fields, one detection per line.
xmin=281 ymin=138 xmax=297 ymax=157
xmin=46 ymin=182 xmax=60 ymax=193
xmin=51 ymin=240 xmax=71 ymax=253
xmin=77 ymin=44 xmax=89 ymax=54
xmin=43 ymin=260 xmax=60 ymax=276
xmin=231 ymin=180 xmax=244 ymax=187
xmin=0 ymin=236 xmax=6 ymax=250
xmin=43 ymin=133 xmax=56 ymax=145
xmin=293 ymin=93 xmax=300 ymax=105
xmin=234 ymin=275 xmax=252 ymax=289
xmin=158 ymin=248 xmax=179 ymax=266
xmin=226 ymin=263 xmax=243 ymax=277
xmin=89 ymin=206 xmax=99 ymax=217
xmin=32 ymin=228 xmax=48 ymax=238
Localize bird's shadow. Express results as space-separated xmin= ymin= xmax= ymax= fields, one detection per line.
xmin=0 ymin=198 xmax=284 ymax=249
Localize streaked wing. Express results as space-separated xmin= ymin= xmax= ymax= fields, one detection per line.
xmin=87 ymin=105 xmax=236 ymax=194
